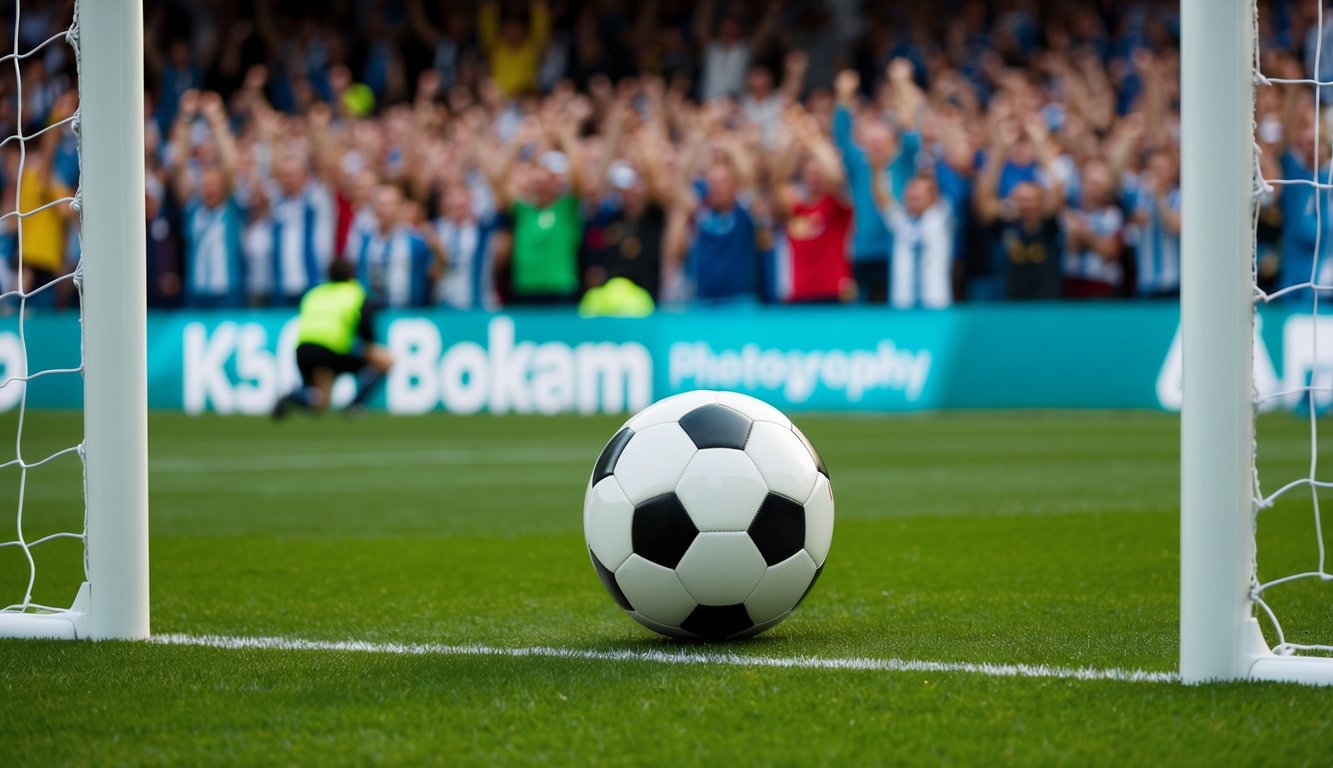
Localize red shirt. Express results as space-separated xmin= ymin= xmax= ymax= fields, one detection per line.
xmin=786 ymin=193 xmax=852 ymax=302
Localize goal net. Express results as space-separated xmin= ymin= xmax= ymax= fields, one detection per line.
xmin=0 ymin=0 xmax=147 ymax=640
xmin=1181 ymin=0 xmax=1333 ymax=685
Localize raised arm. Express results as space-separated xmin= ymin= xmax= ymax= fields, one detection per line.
xmin=407 ymin=0 xmax=442 ymax=45
xmin=974 ymin=122 xmax=1016 ymax=224
xmin=168 ymin=89 xmax=201 ymax=204
xmin=673 ymin=123 xmax=707 ymax=211
xmin=770 ymin=111 xmax=802 ymax=218
xmin=32 ymin=92 xmax=76 ymax=191
xmin=526 ymin=1 xmax=551 ymax=50
xmin=307 ymin=102 xmax=340 ymax=187
xmin=478 ymin=0 xmax=500 ymax=53
xmin=779 ymin=51 xmax=808 ymax=107
xmin=750 ymin=1 xmax=782 ymax=57
xmin=587 ymin=99 xmax=631 ymax=201
xmin=548 ymin=98 xmax=595 ymax=198
xmin=1133 ymin=50 xmax=1167 ymax=153
xmin=694 ymin=0 xmax=716 ymax=48
xmin=1027 ymin=116 xmax=1065 ymax=217
xmin=800 ymin=117 xmax=849 ymax=205
xmin=199 ymin=91 xmax=238 ymax=196
xmin=632 ymin=131 xmax=673 ymax=206
xmin=832 ymin=69 xmax=859 ymax=159
xmin=937 ymin=107 xmax=975 ymax=176
xmin=1106 ymin=113 xmax=1145 ymax=184
xmin=1277 ymin=53 xmax=1304 ymax=154
xmin=887 ymin=58 xmax=923 ymax=132
xmin=870 ymin=157 xmax=894 ymax=213
xmin=485 ymin=119 xmax=539 ymax=211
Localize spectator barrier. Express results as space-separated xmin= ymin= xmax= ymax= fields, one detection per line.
xmin=6 ymin=305 xmax=1320 ymax=414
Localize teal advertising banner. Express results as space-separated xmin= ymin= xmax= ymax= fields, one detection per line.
xmin=3 ymin=304 xmax=1324 ymax=414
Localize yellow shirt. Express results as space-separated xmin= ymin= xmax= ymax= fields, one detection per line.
xmin=18 ymin=169 xmax=69 ymax=273
xmin=478 ymin=1 xmax=550 ymax=96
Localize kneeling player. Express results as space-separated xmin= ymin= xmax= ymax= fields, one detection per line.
xmin=272 ymin=260 xmax=393 ymax=419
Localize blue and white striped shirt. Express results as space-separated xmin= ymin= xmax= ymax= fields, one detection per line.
xmin=354 ymin=226 xmax=433 ymax=308
xmin=434 ymin=217 xmax=496 ymax=310
xmin=1134 ymin=186 xmax=1181 ymax=296
xmin=270 ymin=182 xmax=334 ymax=303
xmin=1063 ymin=206 xmax=1124 ymax=287
xmin=183 ymin=195 xmax=246 ymax=305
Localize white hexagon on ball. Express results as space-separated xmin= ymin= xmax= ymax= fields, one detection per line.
xmin=804 ymin=473 xmax=834 ymax=567
xmin=745 ymin=421 xmax=818 ymax=504
xmin=744 ymin=549 xmax=818 ymax=625
xmin=675 ymin=532 xmax=767 ymax=605
xmin=583 ymin=477 xmax=634 ymax=571
xmin=612 ymin=422 xmax=697 ymax=504
xmin=675 ymin=449 xmax=769 ymax=531
xmin=715 ymin=391 xmax=791 ymax=428
xmin=615 ymin=554 xmax=697 ymax=626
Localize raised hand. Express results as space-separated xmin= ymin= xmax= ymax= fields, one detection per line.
xmin=834 ymin=69 xmax=860 ymax=104
xmin=199 ymin=91 xmax=227 ymax=124
xmin=786 ymin=50 xmax=809 ymax=78
xmin=243 ymin=65 xmax=268 ymax=92
xmin=888 ymin=57 xmax=914 ymax=85
xmin=176 ymin=89 xmax=200 ymax=121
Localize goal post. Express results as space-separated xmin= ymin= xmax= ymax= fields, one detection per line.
xmin=1181 ymin=0 xmax=1333 ymax=685
xmin=79 ymin=0 xmax=150 ymax=641
xmin=1179 ymin=0 xmax=1260 ymax=685
xmin=0 ymin=0 xmax=148 ymax=640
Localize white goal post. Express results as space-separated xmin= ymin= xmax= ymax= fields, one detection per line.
xmin=0 ymin=0 xmax=148 ymax=640
xmin=1181 ymin=0 xmax=1333 ymax=685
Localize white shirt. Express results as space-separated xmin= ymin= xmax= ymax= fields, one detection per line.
xmin=243 ymin=219 xmax=273 ymax=300
xmin=886 ymin=201 xmax=954 ymax=310
xmin=701 ymin=41 xmax=751 ymax=101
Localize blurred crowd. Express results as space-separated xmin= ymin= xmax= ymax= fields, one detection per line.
xmin=7 ymin=0 xmax=1333 ymax=312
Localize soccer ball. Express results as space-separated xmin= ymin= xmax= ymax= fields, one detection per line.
xmin=583 ymin=390 xmax=833 ymax=640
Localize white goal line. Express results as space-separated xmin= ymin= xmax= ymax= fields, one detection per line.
xmin=150 ymin=633 xmax=1178 ymax=684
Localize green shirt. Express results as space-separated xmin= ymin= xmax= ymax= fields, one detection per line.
xmin=511 ymin=195 xmax=582 ymax=296
xmin=296 ymin=281 xmax=366 ymax=354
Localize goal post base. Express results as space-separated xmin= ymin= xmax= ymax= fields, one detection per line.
xmin=0 ymin=582 xmax=88 ymax=640
xmin=1183 ymin=618 xmax=1333 ymax=686
xmin=1246 ymin=655 xmax=1333 ymax=686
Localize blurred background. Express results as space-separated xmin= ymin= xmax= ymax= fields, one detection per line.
xmin=6 ymin=1 xmax=1332 ymax=415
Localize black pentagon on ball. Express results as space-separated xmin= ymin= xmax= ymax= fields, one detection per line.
xmin=632 ymin=492 xmax=698 ymax=568
xmin=791 ymin=424 xmax=829 ymax=478
xmin=748 ymin=493 xmax=807 ymax=566
xmin=680 ymin=603 xmax=754 ymax=640
xmin=678 ymin=403 xmax=753 ymax=450
xmin=589 ymin=548 xmax=633 ymax=611
xmin=592 ymin=427 xmax=635 ymax=485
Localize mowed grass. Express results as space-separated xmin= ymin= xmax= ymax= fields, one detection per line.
xmin=2 ymin=409 xmax=1332 ymax=765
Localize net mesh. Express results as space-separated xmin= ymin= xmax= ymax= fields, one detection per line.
xmin=1252 ymin=0 xmax=1333 ymax=657
xmin=0 ymin=1 xmax=84 ymax=617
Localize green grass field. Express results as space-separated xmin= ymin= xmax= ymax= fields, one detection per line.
xmin=2 ymin=409 xmax=1332 ymax=765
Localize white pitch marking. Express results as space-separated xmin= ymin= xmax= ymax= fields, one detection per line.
xmin=149 ymin=634 xmax=1178 ymax=684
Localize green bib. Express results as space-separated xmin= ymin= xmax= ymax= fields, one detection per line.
xmin=296 ymin=281 xmax=366 ymax=354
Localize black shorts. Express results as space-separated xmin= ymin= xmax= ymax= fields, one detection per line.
xmin=296 ymin=343 xmax=365 ymax=385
